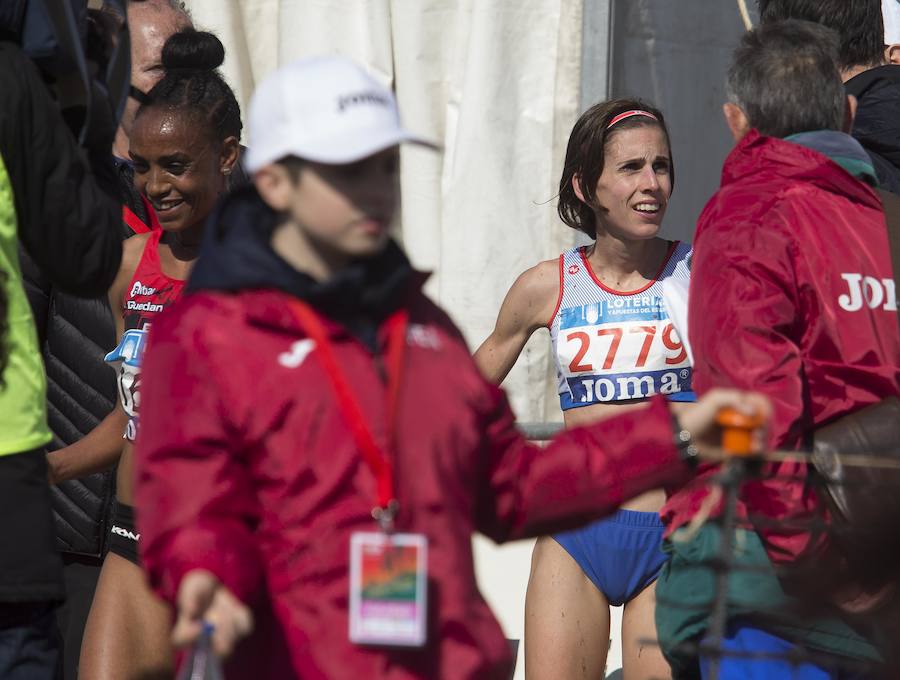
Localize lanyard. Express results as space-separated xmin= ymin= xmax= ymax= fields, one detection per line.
xmin=288 ymin=300 xmax=408 ymax=531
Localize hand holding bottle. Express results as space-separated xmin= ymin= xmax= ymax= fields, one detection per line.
xmin=173 ymin=569 xmax=254 ymax=659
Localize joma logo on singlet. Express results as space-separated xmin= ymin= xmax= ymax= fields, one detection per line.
xmin=837 ymin=274 xmax=897 ymax=312
xmin=130 ymin=281 xmax=157 ymax=297
xmin=577 ymin=370 xmax=688 ymax=402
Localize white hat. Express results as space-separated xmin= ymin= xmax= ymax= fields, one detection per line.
xmin=885 ymin=0 xmax=900 ymax=45
xmin=245 ymin=56 xmax=436 ymax=172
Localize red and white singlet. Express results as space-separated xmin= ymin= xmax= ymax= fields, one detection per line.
xmin=548 ymin=241 xmax=694 ymax=410
xmin=105 ymin=230 xmax=185 ymax=441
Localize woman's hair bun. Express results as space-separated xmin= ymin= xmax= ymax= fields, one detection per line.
xmin=161 ymin=28 xmax=225 ymax=72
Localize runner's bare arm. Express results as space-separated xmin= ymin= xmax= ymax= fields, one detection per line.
xmin=46 ymin=235 xmax=151 ymax=484
xmin=46 ymin=409 xmax=129 ymax=484
xmin=474 ymin=259 xmax=560 ymax=384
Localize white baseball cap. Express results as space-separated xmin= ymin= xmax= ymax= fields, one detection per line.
xmin=245 ymin=55 xmax=436 ymax=172
xmin=885 ymin=0 xmax=900 ymax=44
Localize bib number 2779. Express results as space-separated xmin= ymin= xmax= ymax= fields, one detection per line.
xmin=566 ymin=322 xmax=687 ymax=373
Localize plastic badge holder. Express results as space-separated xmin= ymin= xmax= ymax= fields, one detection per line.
xmin=349 ymin=531 xmax=428 ymax=647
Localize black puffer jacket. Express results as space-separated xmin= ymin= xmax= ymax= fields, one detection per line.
xmin=22 ymin=161 xmax=151 ymax=557
xmin=846 ymin=65 xmax=900 ymax=195
xmin=23 ymin=263 xmax=118 ymax=556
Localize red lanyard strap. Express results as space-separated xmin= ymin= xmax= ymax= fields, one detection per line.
xmin=288 ymin=300 xmax=408 ymax=527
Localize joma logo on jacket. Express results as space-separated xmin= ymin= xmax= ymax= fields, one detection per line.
xmin=838 ymin=273 xmax=897 ymax=312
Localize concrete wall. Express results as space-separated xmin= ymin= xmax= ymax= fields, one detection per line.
xmin=606 ymin=0 xmax=755 ymax=243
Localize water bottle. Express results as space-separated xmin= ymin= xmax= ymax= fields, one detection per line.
xmin=177 ymin=622 xmax=225 ymax=680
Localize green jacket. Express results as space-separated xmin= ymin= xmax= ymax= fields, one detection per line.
xmin=0 ymin=156 xmax=50 ymax=455
xmin=656 ymin=525 xmax=881 ymax=677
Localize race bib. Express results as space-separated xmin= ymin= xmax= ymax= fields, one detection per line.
xmin=105 ymin=325 xmax=151 ymax=440
xmin=106 ymin=328 xmax=150 ymax=413
xmin=557 ymin=297 xmax=692 ymax=408
xmin=349 ymin=532 xmax=428 ymax=647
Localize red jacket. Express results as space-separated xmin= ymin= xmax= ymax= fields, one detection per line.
xmin=662 ymin=131 xmax=900 ymax=562
xmin=135 ymin=283 xmax=690 ymax=679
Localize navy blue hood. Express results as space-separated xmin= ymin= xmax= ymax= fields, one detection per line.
xmin=189 ymin=187 xmax=417 ymax=348
xmin=845 ymin=65 xmax=900 ymax=194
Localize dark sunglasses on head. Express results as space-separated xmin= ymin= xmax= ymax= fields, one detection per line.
xmin=129 ymin=85 xmax=153 ymax=106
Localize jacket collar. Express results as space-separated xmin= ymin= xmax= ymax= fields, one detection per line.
xmin=785 ymin=130 xmax=877 ymax=186
xmin=239 ymin=271 xmax=430 ymax=340
xmin=721 ymin=129 xmax=882 ymax=210
xmin=844 ymin=64 xmax=900 ymax=99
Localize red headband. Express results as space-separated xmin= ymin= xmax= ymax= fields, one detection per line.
xmin=606 ymin=110 xmax=659 ymax=129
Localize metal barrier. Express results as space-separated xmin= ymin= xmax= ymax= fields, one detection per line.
xmin=516 ymin=422 xmax=563 ymax=441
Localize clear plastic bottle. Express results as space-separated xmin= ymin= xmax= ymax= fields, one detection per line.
xmin=177 ymin=622 xmax=224 ymax=680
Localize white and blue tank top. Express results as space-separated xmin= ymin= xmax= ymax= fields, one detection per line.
xmin=549 ymin=241 xmax=694 ymax=410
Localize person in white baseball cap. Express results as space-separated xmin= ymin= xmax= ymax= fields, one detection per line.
xmin=245 ymin=55 xmax=436 ymax=170
xmin=240 ymin=55 xmax=437 ymax=269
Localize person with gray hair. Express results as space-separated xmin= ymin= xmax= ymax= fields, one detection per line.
xmin=724 ymin=21 xmax=847 ymax=139
xmin=656 ymin=19 xmax=900 ymax=679
xmin=112 ymin=0 xmax=192 ymax=161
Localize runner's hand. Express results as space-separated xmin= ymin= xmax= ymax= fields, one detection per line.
xmin=678 ymin=388 xmax=771 ymax=459
xmin=173 ymin=569 xmax=254 ymax=658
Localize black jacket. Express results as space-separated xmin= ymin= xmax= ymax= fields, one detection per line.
xmin=23 ymin=262 xmax=119 ymax=556
xmin=0 ymin=41 xmax=122 ymax=296
xmin=846 ymin=65 xmax=900 ymax=195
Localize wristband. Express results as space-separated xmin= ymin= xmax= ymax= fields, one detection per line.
xmin=672 ymin=413 xmax=700 ymax=468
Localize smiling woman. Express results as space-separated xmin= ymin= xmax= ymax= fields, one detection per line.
xmin=66 ymin=27 xmax=242 ymax=680
xmin=474 ymin=98 xmax=693 ymax=680
xmin=130 ymin=105 xmax=232 ymax=237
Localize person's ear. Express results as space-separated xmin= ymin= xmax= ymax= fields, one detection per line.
xmin=886 ymin=44 xmax=900 ymax=65
xmin=219 ymin=136 xmax=240 ymax=177
xmin=723 ymin=102 xmax=751 ymax=143
xmin=253 ymin=164 xmax=293 ymax=212
xmin=571 ymin=174 xmax=587 ymax=204
xmin=843 ymin=94 xmax=858 ymax=134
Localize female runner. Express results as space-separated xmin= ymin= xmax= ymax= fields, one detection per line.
xmin=475 ymin=99 xmax=692 ymax=680
xmin=69 ymin=29 xmax=240 ymax=679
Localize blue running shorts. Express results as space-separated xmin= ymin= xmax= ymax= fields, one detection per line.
xmin=553 ymin=509 xmax=667 ymax=606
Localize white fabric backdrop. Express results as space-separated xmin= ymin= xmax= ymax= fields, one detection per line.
xmin=182 ymin=2 xmax=587 ymax=675
xmin=184 ymin=0 xmax=583 ymax=425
